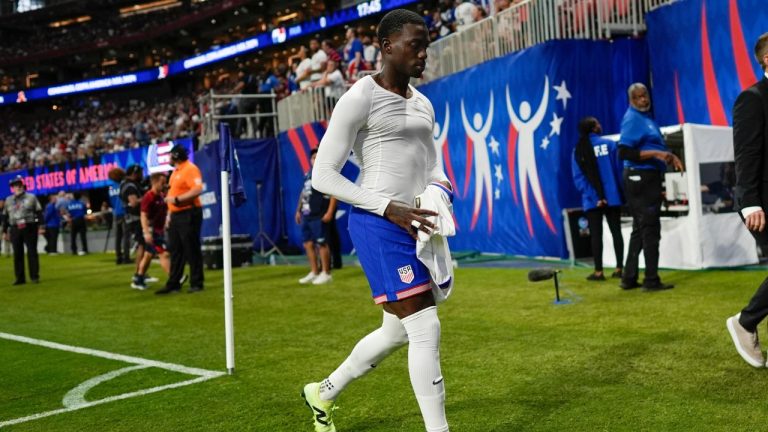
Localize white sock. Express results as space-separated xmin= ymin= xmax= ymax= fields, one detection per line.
xmin=401 ymin=306 xmax=448 ymax=432
xmin=319 ymin=311 xmax=408 ymax=401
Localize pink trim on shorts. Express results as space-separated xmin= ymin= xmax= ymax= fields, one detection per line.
xmin=373 ymin=282 xmax=432 ymax=304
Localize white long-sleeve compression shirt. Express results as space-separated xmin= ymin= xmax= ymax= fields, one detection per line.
xmin=312 ymin=75 xmax=449 ymax=216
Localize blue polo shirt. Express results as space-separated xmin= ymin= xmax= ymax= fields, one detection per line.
xmin=618 ymin=107 xmax=667 ymax=171
xmin=44 ymin=202 xmax=61 ymax=228
xmin=66 ymin=200 xmax=87 ymax=220
xmin=108 ymin=182 xmax=125 ymax=217
xmin=572 ymin=134 xmax=625 ymax=211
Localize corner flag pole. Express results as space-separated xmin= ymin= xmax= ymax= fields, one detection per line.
xmin=220 ymin=123 xmax=235 ymax=375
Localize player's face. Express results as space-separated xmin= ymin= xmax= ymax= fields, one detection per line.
xmin=154 ymin=177 xmax=167 ymax=191
xmin=386 ymin=23 xmax=429 ymax=78
xmin=630 ymin=88 xmax=651 ymax=112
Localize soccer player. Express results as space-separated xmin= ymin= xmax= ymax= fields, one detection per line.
xmin=132 ymin=173 xmax=170 ymax=290
xmin=302 ymin=9 xmax=451 ymax=432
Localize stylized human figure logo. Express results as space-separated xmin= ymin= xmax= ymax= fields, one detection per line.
xmin=461 ymin=93 xmax=494 ymax=232
xmin=505 ymin=76 xmax=556 ymax=236
xmin=432 ymin=102 xmax=450 ymax=169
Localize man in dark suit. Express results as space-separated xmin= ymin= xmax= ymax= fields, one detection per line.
xmin=727 ymin=32 xmax=768 ymax=368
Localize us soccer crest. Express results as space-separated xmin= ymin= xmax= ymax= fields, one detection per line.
xmin=398 ymin=265 xmax=414 ymax=284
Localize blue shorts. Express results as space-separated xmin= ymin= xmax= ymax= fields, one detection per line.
xmin=348 ymin=207 xmax=432 ymax=304
xmin=302 ymin=217 xmax=328 ymax=244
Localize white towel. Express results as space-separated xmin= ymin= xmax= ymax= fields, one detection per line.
xmin=415 ymin=182 xmax=456 ymax=304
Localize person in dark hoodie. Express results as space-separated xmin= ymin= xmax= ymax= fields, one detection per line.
xmin=572 ymin=117 xmax=625 ymax=281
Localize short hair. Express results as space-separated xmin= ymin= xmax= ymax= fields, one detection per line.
xmin=755 ymin=32 xmax=768 ymax=70
xmin=150 ymin=172 xmax=166 ymax=183
xmin=377 ymin=9 xmax=426 ymax=42
xmin=108 ymin=167 xmax=125 ymax=182
xmin=310 ymin=148 xmax=319 ymax=156
xmin=627 ymin=82 xmax=648 ymax=99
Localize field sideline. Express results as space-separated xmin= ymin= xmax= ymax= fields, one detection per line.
xmin=1 ymin=253 xmax=767 ymax=431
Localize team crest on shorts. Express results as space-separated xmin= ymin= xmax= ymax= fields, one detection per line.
xmin=398 ymin=265 xmax=415 ymax=284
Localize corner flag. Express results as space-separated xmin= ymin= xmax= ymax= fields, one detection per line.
xmin=219 ymin=122 xmax=246 ymax=207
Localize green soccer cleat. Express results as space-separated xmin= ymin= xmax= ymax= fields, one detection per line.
xmin=301 ymin=382 xmax=337 ymax=432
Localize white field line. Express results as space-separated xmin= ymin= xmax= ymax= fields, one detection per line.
xmin=0 ymin=375 xmax=217 ymax=428
xmin=0 ymin=332 xmax=224 ymax=377
xmin=0 ymin=332 xmax=226 ymax=428
xmin=62 ymin=365 xmax=150 ymax=408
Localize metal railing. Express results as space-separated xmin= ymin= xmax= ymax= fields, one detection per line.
xmin=277 ymin=87 xmax=340 ymax=132
xmin=200 ymin=91 xmax=278 ymax=143
xmin=277 ymin=0 xmax=679 ymax=127
xmin=422 ymin=0 xmax=679 ymax=83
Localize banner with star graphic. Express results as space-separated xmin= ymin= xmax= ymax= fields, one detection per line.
xmin=418 ymin=39 xmax=648 ymax=257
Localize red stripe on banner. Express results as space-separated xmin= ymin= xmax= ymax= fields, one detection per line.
xmin=462 ymin=136 xmax=473 ymax=199
xmin=442 ymin=141 xmax=458 ymax=198
xmin=729 ymin=0 xmax=758 ymax=90
xmin=470 ymin=198 xmax=480 ymax=231
xmin=507 ymin=124 xmax=518 ymax=204
xmin=287 ymin=128 xmax=310 ymax=173
xmin=535 ymin=193 xmax=557 ymax=234
xmin=524 ymin=184 xmax=534 ymax=237
xmin=701 ymin=4 xmax=728 ymax=126
xmin=674 ymin=70 xmax=686 ymax=124
xmin=302 ymin=123 xmax=320 ymax=149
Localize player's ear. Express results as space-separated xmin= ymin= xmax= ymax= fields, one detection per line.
xmin=382 ymin=37 xmax=392 ymax=54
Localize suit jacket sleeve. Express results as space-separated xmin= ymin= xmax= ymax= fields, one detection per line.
xmin=733 ymin=88 xmax=765 ymax=210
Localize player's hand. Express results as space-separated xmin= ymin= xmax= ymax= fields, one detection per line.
xmin=384 ymin=201 xmax=437 ymax=240
xmin=165 ymin=196 xmax=175 ymax=204
xmin=321 ymin=212 xmax=333 ymax=223
xmin=144 ymin=233 xmax=153 ymax=245
xmin=2 ymin=233 xmax=8 ymax=241
xmin=295 ymin=211 xmax=301 ymax=225
xmin=596 ymin=199 xmax=607 ymax=208
xmin=746 ymin=210 xmax=766 ymax=232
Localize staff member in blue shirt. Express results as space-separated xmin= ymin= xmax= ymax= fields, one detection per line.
xmin=108 ymin=168 xmax=130 ymax=265
xmin=572 ymin=117 xmax=625 ymax=281
xmin=43 ymin=194 xmax=61 ymax=254
xmin=617 ymin=83 xmax=683 ymax=291
xmin=64 ymin=193 xmax=89 ymax=255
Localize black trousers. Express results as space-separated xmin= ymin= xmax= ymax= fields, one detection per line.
xmin=585 ymin=206 xmax=623 ymax=272
xmin=622 ymin=169 xmax=663 ymax=285
xmin=10 ymin=223 xmax=39 ymax=282
xmin=114 ymin=216 xmax=131 ymax=262
xmin=166 ymin=207 xmax=204 ymax=289
xmin=738 ymin=211 xmax=768 ymax=331
xmin=70 ymin=218 xmax=88 ymax=254
xmin=44 ymin=227 xmax=59 ymax=253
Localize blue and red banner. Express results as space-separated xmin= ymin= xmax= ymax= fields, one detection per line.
xmin=418 ymin=39 xmax=647 ymax=257
xmin=0 ymin=138 xmax=193 ymax=200
xmin=278 ymin=122 xmax=359 ymax=254
xmin=646 ymin=0 xmax=767 ymax=127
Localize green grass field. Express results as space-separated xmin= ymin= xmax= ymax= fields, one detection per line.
xmin=1 ymin=253 xmax=767 ymax=431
